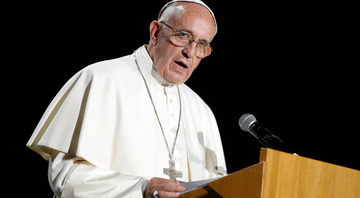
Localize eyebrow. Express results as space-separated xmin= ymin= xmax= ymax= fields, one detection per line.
xmin=179 ymin=28 xmax=210 ymax=44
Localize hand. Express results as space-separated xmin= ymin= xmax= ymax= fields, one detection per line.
xmin=143 ymin=177 xmax=186 ymax=198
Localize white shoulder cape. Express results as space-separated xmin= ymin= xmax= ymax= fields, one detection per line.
xmin=27 ymin=46 xmax=227 ymax=181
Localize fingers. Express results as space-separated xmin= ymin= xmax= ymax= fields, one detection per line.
xmin=156 ymin=178 xmax=185 ymax=191
xmin=144 ymin=177 xmax=186 ymax=198
xmin=152 ymin=178 xmax=185 ymax=191
xmin=157 ymin=190 xmax=181 ymax=198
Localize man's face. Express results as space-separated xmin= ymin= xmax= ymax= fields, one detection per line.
xmin=149 ymin=4 xmax=215 ymax=85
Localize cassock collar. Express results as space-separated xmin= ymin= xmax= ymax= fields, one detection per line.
xmin=135 ymin=45 xmax=173 ymax=87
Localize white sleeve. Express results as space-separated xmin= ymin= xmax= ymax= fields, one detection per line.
xmin=49 ymin=150 xmax=149 ymax=198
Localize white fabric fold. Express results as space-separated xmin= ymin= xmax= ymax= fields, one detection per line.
xmin=27 ymin=45 xmax=227 ymax=196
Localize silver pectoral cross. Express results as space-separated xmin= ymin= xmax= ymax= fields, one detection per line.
xmin=163 ymin=158 xmax=183 ymax=181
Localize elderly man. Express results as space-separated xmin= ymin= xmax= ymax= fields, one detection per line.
xmin=27 ymin=0 xmax=227 ymax=197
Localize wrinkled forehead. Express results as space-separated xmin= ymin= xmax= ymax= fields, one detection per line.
xmin=174 ymin=10 xmax=216 ymax=44
xmin=158 ymin=0 xmax=217 ymax=37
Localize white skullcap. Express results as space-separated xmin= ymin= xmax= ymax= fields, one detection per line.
xmin=158 ymin=0 xmax=218 ymax=37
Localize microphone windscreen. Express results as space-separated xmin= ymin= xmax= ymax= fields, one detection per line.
xmin=239 ymin=114 xmax=257 ymax=132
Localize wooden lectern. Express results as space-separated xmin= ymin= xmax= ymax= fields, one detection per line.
xmin=180 ymin=148 xmax=360 ymax=198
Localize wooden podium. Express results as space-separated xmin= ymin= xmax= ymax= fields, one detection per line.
xmin=180 ymin=148 xmax=360 ymax=198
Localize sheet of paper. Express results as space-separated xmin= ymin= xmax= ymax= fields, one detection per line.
xmin=179 ymin=177 xmax=221 ymax=195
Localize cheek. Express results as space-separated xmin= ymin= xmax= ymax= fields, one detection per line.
xmin=156 ymin=50 xmax=181 ymax=72
xmin=154 ymin=48 xmax=171 ymax=69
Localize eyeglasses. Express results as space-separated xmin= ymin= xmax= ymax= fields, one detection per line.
xmin=160 ymin=21 xmax=213 ymax=58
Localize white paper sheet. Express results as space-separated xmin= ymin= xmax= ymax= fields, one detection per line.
xmin=179 ymin=177 xmax=222 ymax=195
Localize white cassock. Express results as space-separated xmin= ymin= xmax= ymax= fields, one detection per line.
xmin=27 ymin=45 xmax=227 ymax=197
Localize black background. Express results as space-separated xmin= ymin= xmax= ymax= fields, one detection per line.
xmin=8 ymin=1 xmax=358 ymax=197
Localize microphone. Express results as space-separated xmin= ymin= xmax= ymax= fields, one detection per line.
xmin=239 ymin=113 xmax=297 ymax=154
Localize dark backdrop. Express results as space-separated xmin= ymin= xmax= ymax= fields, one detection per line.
xmin=11 ymin=1 xmax=357 ymax=197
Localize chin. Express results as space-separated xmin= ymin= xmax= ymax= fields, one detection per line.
xmin=165 ymin=75 xmax=186 ymax=85
xmin=166 ymin=80 xmax=182 ymax=86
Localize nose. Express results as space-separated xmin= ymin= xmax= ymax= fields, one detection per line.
xmin=182 ymin=42 xmax=197 ymax=58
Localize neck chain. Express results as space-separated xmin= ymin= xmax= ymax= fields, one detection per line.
xmin=133 ymin=52 xmax=182 ymax=162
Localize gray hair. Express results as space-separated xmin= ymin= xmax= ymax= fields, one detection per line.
xmin=159 ymin=2 xmax=187 ymax=23
xmin=158 ymin=0 xmax=217 ymax=39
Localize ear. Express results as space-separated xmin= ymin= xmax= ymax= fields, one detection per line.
xmin=149 ymin=21 xmax=161 ymax=46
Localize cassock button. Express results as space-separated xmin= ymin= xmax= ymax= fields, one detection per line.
xmin=171 ymin=113 xmax=176 ymax=118
xmin=170 ymin=99 xmax=174 ymax=103
xmin=171 ymin=128 xmax=176 ymax=133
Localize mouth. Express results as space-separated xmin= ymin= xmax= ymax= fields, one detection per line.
xmin=175 ymin=61 xmax=187 ymax=70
